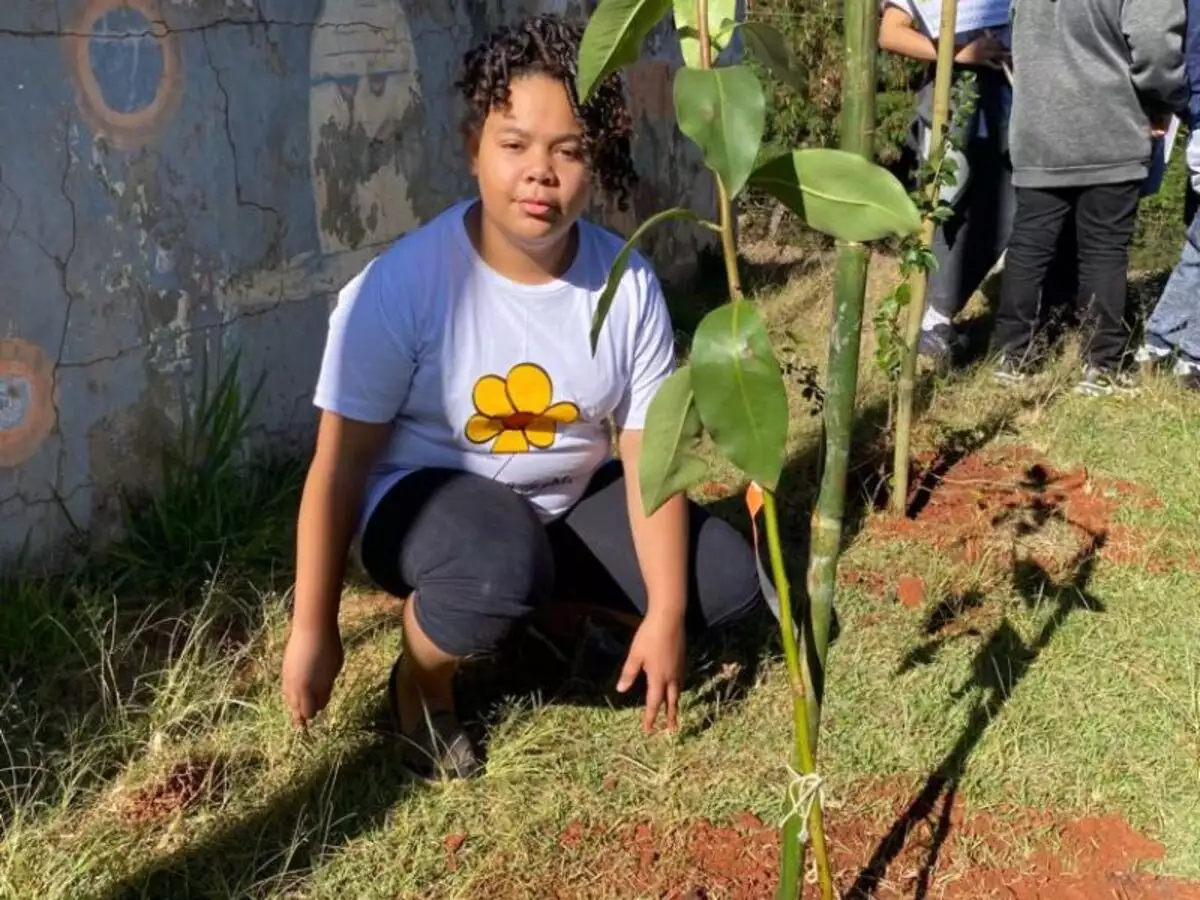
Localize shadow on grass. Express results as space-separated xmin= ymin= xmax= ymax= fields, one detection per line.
xmin=847 ymin=496 xmax=1108 ymax=899
xmin=0 ymin=451 xmax=307 ymax=838
xmin=96 ymin=697 xmax=424 ymax=900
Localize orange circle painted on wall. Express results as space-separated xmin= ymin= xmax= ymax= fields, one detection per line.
xmin=0 ymin=338 xmax=56 ymax=467
xmin=65 ymin=0 xmax=182 ymax=149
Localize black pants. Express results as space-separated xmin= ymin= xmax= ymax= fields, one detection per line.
xmin=992 ymin=182 xmax=1141 ymax=370
xmin=926 ymin=125 xmax=1079 ymax=321
xmin=906 ymin=69 xmax=1078 ymax=320
xmin=359 ymin=462 xmax=762 ymax=657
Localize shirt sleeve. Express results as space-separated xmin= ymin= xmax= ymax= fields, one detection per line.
xmin=1124 ymin=0 xmax=1188 ymax=114
xmin=312 ymin=256 xmax=416 ymax=424
xmin=614 ymin=256 xmax=677 ymax=431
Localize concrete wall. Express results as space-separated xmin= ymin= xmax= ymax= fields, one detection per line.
xmin=0 ymin=0 xmax=716 ymax=567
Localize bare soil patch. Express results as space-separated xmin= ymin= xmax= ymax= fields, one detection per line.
xmin=848 ymin=447 xmax=1192 ymax=604
xmin=115 ymin=758 xmax=227 ymax=829
xmin=540 ymin=779 xmax=1200 ymax=899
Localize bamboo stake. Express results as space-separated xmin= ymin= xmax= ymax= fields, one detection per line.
xmin=890 ymin=0 xmax=960 ymax=515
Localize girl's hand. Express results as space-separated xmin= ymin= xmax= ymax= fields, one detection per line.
xmin=281 ymin=622 xmax=344 ymax=728
xmin=617 ymin=611 xmax=686 ymax=734
xmin=955 ymin=35 xmax=1010 ymax=69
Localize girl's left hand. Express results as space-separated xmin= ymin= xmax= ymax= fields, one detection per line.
xmin=617 ymin=612 xmax=686 ymax=734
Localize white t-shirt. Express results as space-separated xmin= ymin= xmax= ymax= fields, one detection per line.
xmin=312 ymin=199 xmax=677 ymax=533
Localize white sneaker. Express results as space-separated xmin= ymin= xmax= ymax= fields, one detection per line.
xmin=1134 ymin=342 xmax=1173 ymax=370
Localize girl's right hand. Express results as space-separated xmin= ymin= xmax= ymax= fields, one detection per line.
xmin=281 ymin=622 xmax=344 ymax=728
xmin=955 ymin=36 xmax=1010 ymax=70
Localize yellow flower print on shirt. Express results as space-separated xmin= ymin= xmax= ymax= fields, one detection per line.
xmin=464 ymin=363 xmax=580 ymax=453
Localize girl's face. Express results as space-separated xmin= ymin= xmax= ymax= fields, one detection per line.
xmin=468 ymin=73 xmax=593 ymax=258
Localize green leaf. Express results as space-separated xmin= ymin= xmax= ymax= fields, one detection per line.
xmin=577 ymin=0 xmax=673 ymax=102
xmin=750 ymin=148 xmax=923 ymax=242
xmin=740 ymin=21 xmax=804 ymax=93
xmin=673 ymin=65 xmax=765 ymax=198
xmin=673 ymin=0 xmax=737 ymax=68
xmin=690 ymin=301 xmax=788 ymax=489
xmin=591 ymin=207 xmax=706 ymax=352
xmin=638 ymin=365 xmax=710 ymax=516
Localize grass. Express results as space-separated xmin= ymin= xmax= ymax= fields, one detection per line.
xmin=3 ymin=251 xmax=1200 ymax=899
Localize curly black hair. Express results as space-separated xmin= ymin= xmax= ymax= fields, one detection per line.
xmin=455 ymin=13 xmax=638 ymax=210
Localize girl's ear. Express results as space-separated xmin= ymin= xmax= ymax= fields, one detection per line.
xmin=462 ymin=122 xmax=481 ymax=177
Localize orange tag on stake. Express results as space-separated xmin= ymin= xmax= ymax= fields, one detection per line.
xmin=745 ymin=482 xmax=794 ymax=638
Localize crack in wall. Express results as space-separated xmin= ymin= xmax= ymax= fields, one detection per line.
xmin=0 ymin=482 xmax=94 ymax=517
xmin=200 ymin=28 xmax=285 ymax=266
xmin=58 ymin=296 xmax=301 ymax=370
xmin=0 ymin=19 xmax=390 ymax=38
xmin=48 ymin=116 xmax=80 ymax=510
xmin=0 ymin=162 xmax=20 ymax=258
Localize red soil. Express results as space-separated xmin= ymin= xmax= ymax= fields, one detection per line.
xmin=116 ymin=758 xmax=225 ymax=828
xmin=847 ymin=446 xmax=1194 ymax=603
xmin=444 ymin=833 xmax=468 ymax=872
xmin=896 ymin=576 xmax=925 ymax=610
xmin=544 ymin=780 xmax=1200 ymax=899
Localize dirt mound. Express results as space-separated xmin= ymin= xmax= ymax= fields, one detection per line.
xmin=851 ymin=447 xmax=1186 ymax=601
xmin=116 ymin=758 xmax=226 ymax=828
xmin=546 ymin=780 xmax=1200 ymax=899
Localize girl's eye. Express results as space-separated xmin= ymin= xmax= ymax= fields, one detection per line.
xmin=502 ymin=142 xmax=524 ymax=151
xmin=559 ymin=147 xmax=583 ymax=160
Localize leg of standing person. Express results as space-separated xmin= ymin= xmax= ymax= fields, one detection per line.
xmin=922 ymin=133 xmax=1013 ymax=363
xmin=1072 ymin=181 xmax=1141 ymax=394
xmin=1138 ymin=210 xmax=1200 ymax=386
xmin=1043 ymin=215 xmax=1081 ymax=327
xmin=920 ymin=72 xmax=1014 ymax=366
xmin=990 ymin=186 xmax=1074 ymax=378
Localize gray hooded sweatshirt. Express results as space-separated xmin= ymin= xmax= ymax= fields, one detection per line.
xmin=1009 ymin=0 xmax=1188 ymax=189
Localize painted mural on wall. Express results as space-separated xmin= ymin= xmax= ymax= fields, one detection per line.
xmin=0 ymin=0 xmax=714 ymax=565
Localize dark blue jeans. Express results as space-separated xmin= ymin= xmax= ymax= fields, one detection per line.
xmin=359 ymin=462 xmax=763 ymax=657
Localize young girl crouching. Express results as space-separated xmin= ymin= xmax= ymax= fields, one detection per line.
xmin=281 ymin=14 xmax=765 ymax=782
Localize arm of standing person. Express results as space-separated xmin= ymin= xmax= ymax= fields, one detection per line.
xmin=1123 ymin=0 xmax=1188 ymax=116
xmin=609 ymin=256 xmax=687 ymax=735
xmin=878 ymin=4 xmax=1009 ymax=68
xmin=282 ymin=260 xmax=416 ymax=728
xmin=1187 ymin=0 xmax=1200 ymax=129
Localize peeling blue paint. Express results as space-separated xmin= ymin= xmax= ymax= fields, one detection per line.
xmin=0 ymin=376 xmax=32 ymax=432
xmin=89 ymin=8 xmax=164 ymax=115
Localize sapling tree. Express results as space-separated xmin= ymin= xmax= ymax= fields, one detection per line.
xmin=577 ymin=2 xmax=921 ymax=897
xmin=875 ymin=71 xmax=979 ymax=427
xmin=885 ymin=0 xmax=961 ymax=514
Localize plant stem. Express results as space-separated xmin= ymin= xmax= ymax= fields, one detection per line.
xmin=697 ymin=0 xmax=712 ymax=68
xmin=764 ymin=491 xmax=834 ymax=900
xmin=701 ymin=1 xmax=821 ymax=894
xmin=697 ymin=0 xmax=743 ymax=304
xmin=891 ymin=0 xmax=959 ymax=515
xmin=718 ymin=179 xmax=744 ymax=301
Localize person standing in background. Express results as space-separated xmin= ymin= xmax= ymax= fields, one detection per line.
xmin=1136 ymin=0 xmax=1200 ymax=391
xmin=878 ymin=3 xmax=1078 ymax=368
xmin=992 ymin=0 xmax=1188 ymax=395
